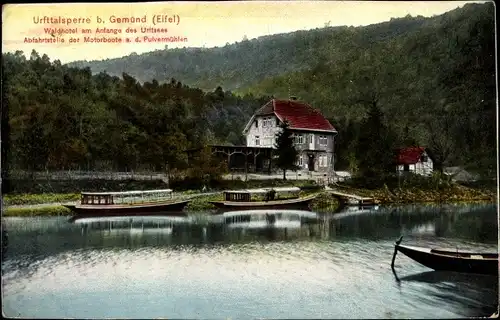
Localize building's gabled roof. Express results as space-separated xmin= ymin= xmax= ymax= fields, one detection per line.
xmin=395 ymin=147 xmax=427 ymax=165
xmin=243 ymin=99 xmax=337 ymax=134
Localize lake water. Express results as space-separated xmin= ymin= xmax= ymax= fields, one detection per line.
xmin=2 ymin=203 xmax=498 ymax=319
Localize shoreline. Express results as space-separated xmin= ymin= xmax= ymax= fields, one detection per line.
xmin=2 ymin=186 xmax=496 ymax=217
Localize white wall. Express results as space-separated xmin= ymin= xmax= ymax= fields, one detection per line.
xmin=245 ymin=115 xmax=335 ymax=174
xmin=246 ymin=115 xmax=280 ymax=147
xmin=396 ymin=151 xmax=434 ymax=176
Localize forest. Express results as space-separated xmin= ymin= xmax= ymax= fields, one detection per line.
xmin=2 ymin=51 xmax=270 ymax=173
xmin=2 ymin=2 xmax=496 ymax=185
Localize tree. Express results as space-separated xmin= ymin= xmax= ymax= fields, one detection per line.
xmin=188 ymin=146 xmax=228 ymax=185
xmin=356 ymin=102 xmax=395 ymax=177
xmin=3 ymin=3 xmax=496 ymax=179
xmin=274 ymin=120 xmax=299 ymax=180
xmin=423 ymin=113 xmax=454 ymax=173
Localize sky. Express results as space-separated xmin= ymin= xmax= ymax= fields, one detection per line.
xmin=2 ymin=1 xmax=487 ymax=63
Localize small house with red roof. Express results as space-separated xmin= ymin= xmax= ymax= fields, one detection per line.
xmin=242 ymin=97 xmax=338 ymax=173
xmin=394 ymin=147 xmax=434 ymax=176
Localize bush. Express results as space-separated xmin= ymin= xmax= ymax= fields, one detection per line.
xmin=3 ymin=193 xmax=79 ymax=206
xmin=344 ymin=172 xmax=456 ymax=190
xmin=299 ymin=185 xmax=323 ymax=191
xmin=169 ymin=177 xmax=319 ymax=192
xmin=7 ymin=179 xmax=167 ymax=194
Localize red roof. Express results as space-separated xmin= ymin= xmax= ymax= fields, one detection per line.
xmin=255 ymin=99 xmax=336 ymax=132
xmin=395 ymin=147 xmax=426 ymax=165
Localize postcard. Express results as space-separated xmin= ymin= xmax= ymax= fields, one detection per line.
xmin=2 ymin=1 xmax=497 ymax=319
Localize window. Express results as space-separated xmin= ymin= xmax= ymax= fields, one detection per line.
xmin=318 ymin=155 xmax=328 ymax=167
xmin=255 ymin=120 xmax=258 ymax=128
xmin=264 ymin=136 xmax=273 ymax=146
xmin=421 ymin=155 xmax=428 ymax=162
xmin=276 ymin=118 xmax=280 ymax=126
xmin=308 ymin=134 xmax=313 ymax=144
xmin=297 ymin=156 xmax=303 ymax=166
xmin=262 ymin=117 xmax=272 ymax=128
xmin=319 ymin=136 xmax=328 ymax=146
xmin=255 ymin=135 xmax=260 ymax=146
xmin=295 ymin=134 xmax=304 ymax=144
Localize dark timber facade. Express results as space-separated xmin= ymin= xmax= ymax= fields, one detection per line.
xmin=186 ymin=145 xmax=274 ymax=174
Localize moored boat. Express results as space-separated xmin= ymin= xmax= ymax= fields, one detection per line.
xmin=208 ymin=187 xmax=317 ymax=211
xmin=391 ymin=236 xmax=498 ymax=275
xmin=63 ymin=189 xmax=190 ymax=217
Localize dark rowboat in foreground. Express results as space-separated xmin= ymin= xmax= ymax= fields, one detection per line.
xmin=63 ymin=189 xmax=190 ymax=217
xmin=391 ymin=236 xmax=498 ymax=275
xmin=208 ymin=187 xmax=317 ymax=211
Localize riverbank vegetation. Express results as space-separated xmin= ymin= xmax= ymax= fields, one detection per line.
xmin=3 ymin=193 xmax=80 ymax=206
xmin=5 ymin=178 xmax=169 ymax=195
xmin=3 ymin=206 xmax=72 ymax=217
xmin=3 ymin=179 xmax=319 ymax=205
xmin=334 ymin=173 xmax=496 ymax=204
xmin=3 ymin=174 xmax=494 ymax=217
xmin=2 ymin=190 xmax=338 ymax=217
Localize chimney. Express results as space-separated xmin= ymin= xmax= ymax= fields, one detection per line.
xmin=290 ymin=96 xmax=297 ymax=101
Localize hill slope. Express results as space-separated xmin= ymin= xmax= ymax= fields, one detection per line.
xmin=5 ymin=3 xmax=496 ymax=179
xmin=240 ymin=3 xmax=496 ymax=174
xmin=68 ymin=13 xmax=432 ymax=91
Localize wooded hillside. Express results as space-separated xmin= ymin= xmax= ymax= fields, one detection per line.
xmin=3 ymin=51 xmax=270 ymax=173
xmin=2 ymin=2 xmax=496 ymax=181
xmin=68 ymin=12 xmax=434 ymax=92
xmin=243 ymin=3 xmax=496 ymax=176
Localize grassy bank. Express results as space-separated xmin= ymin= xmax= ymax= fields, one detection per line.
xmin=3 ymin=193 xmax=80 ymax=206
xmin=3 ymin=205 xmax=72 ymax=217
xmin=3 ymin=191 xmax=338 ymax=217
xmin=2 ymin=183 xmax=336 ymax=216
xmin=183 ymin=186 xmax=335 ymax=212
xmin=6 ymin=178 xmax=168 ymax=194
xmin=332 ymin=183 xmax=496 ymax=204
xmin=3 ymin=179 xmax=318 ymax=205
xmin=185 ymin=193 xmax=223 ymax=212
xmin=6 ymin=177 xmax=318 ymax=195
xmin=3 ymin=175 xmax=495 ymax=216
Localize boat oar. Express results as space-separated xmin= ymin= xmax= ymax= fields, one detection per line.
xmin=391 ymin=236 xmax=404 ymax=271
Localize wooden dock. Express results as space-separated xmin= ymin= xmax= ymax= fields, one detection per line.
xmin=326 ymin=190 xmax=375 ymax=206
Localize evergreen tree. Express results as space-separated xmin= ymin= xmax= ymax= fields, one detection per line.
xmin=356 ymin=103 xmax=395 ymax=177
xmin=274 ymin=120 xmax=299 ymax=180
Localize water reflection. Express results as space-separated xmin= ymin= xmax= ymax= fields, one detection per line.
xmin=395 ymin=271 xmax=498 ymax=318
xmin=2 ymin=203 xmax=498 ymax=259
xmin=321 ymin=202 xmax=498 ymax=243
xmin=2 ymin=203 xmax=498 ymax=319
xmin=72 ymin=215 xmax=193 ymax=235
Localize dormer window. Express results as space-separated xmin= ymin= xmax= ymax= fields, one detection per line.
xmin=262 ymin=117 xmax=272 ymax=128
